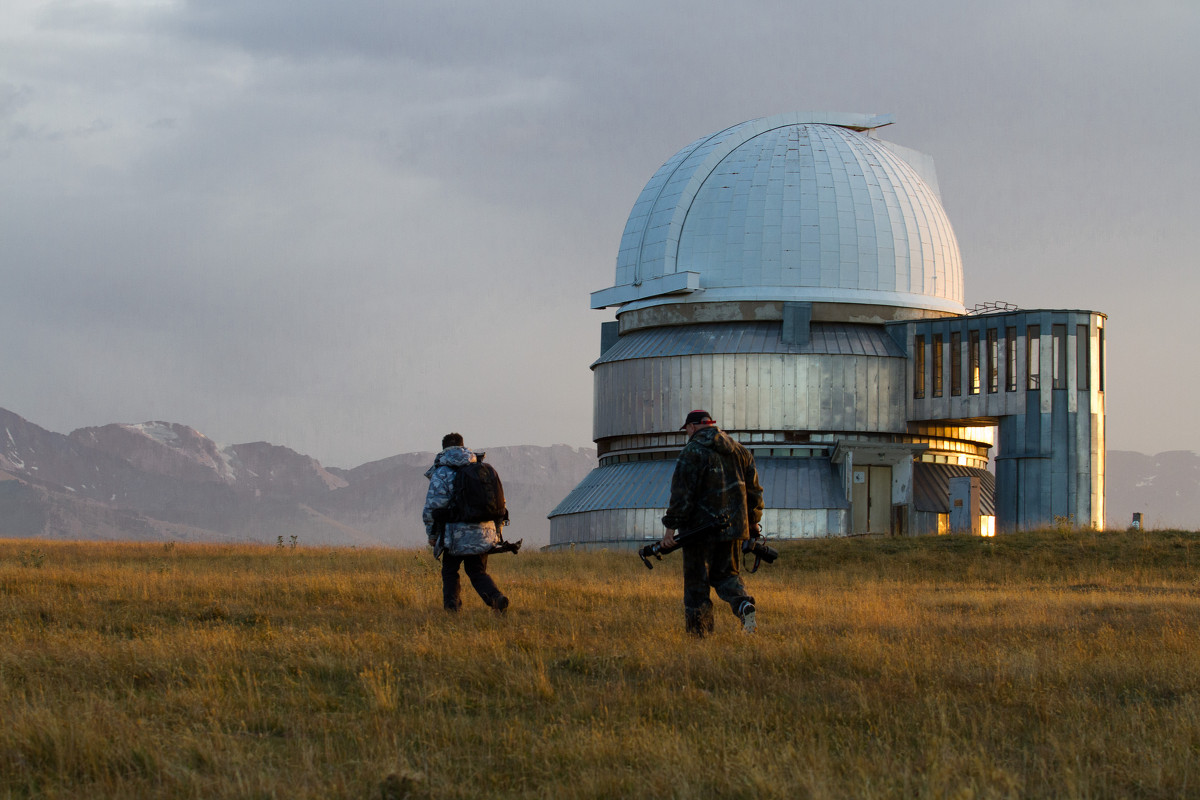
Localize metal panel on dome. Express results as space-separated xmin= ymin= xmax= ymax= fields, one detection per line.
xmin=601 ymin=113 xmax=964 ymax=316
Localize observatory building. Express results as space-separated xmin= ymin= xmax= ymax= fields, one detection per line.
xmin=549 ymin=112 xmax=1105 ymax=545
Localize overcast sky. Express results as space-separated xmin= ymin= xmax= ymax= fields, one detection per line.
xmin=2 ymin=0 xmax=1197 ymax=468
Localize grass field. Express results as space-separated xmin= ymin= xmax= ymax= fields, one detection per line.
xmin=3 ymin=530 xmax=1200 ymax=799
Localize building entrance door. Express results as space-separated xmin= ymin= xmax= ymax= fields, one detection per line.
xmin=851 ymin=465 xmax=893 ymax=535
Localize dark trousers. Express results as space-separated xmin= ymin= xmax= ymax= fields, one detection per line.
xmin=441 ymin=553 xmax=503 ymax=610
xmin=682 ymin=536 xmax=753 ymax=634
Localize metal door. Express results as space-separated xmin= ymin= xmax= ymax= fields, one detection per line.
xmin=851 ymin=465 xmax=893 ymax=534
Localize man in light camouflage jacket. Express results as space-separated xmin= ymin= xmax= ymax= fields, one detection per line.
xmin=422 ymin=433 xmax=509 ymax=613
xmin=661 ymin=410 xmax=764 ymax=636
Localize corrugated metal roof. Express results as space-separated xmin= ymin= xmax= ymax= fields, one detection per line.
xmin=757 ymin=457 xmax=850 ymax=510
xmin=549 ymin=457 xmax=849 ymax=517
xmin=549 ymin=460 xmax=676 ymax=515
xmin=595 ymin=321 xmax=905 ymax=365
xmin=913 ymin=463 xmax=996 ymax=515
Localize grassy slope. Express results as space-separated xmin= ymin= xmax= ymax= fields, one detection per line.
xmin=2 ymin=531 xmax=1199 ymax=799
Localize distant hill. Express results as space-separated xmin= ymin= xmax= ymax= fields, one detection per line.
xmin=0 ymin=407 xmax=595 ymax=548
xmin=3 ymin=407 xmax=1197 ymax=544
xmin=1106 ymin=450 xmax=1200 ymax=531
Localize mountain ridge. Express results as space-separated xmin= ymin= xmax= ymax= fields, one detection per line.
xmin=3 ymin=407 xmax=1198 ymax=543
xmin=1 ymin=407 xmax=594 ymax=547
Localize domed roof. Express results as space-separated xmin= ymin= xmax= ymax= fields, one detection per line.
xmin=591 ymin=112 xmax=965 ymax=316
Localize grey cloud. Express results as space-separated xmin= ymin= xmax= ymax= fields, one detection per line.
xmin=160 ymin=0 xmax=629 ymax=67
xmin=1 ymin=0 xmax=1197 ymax=464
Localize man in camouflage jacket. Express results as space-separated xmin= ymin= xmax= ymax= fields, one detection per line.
xmin=422 ymin=433 xmax=509 ymax=613
xmin=661 ymin=410 xmax=764 ymax=636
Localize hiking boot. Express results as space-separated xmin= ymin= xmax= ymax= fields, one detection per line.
xmin=740 ymin=601 xmax=757 ymax=634
xmin=685 ymin=604 xmax=714 ymax=637
xmin=491 ymin=595 xmax=510 ymax=615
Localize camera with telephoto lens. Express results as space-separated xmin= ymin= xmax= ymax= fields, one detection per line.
xmin=741 ymin=536 xmax=778 ymax=572
xmin=738 ymin=523 xmax=778 ymax=572
xmin=637 ymin=515 xmax=727 ymax=570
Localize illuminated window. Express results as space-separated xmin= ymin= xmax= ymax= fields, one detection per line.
xmin=932 ymin=334 xmax=943 ymax=397
xmin=1005 ymin=326 xmax=1017 ymax=392
xmin=914 ymin=335 xmax=926 ymax=399
xmin=969 ymin=330 xmax=981 ymax=395
xmin=1052 ymin=324 xmax=1067 ymax=389
xmin=1027 ymin=325 xmax=1040 ymax=390
xmin=987 ymin=329 xmax=999 ymax=393
xmin=1076 ymin=325 xmax=1089 ymax=390
xmin=950 ymin=331 xmax=962 ymax=396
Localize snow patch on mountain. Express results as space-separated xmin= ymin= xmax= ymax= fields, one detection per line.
xmin=129 ymin=422 xmax=181 ymax=447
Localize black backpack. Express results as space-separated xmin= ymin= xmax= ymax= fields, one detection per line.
xmin=451 ymin=458 xmax=509 ymax=524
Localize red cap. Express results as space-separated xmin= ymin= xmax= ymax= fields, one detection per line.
xmin=680 ymin=410 xmax=715 ymax=430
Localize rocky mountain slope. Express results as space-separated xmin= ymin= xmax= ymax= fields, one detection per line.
xmin=3 ymin=406 xmax=1198 ymax=545
xmin=0 ymin=407 xmax=595 ymax=547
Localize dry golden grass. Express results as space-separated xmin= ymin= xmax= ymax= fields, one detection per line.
xmin=2 ymin=530 xmax=1200 ymax=799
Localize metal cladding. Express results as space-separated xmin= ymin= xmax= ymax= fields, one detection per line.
xmin=594 ymin=321 xmax=906 ymax=363
xmin=551 ymin=112 xmax=1106 ymax=547
xmin=593 ymin=321 xmax=910 ymax=441
xmin=591 ymin=112 xmax=964 ymax=316
xmin=913 ymin=463 xmax=996 ymax=516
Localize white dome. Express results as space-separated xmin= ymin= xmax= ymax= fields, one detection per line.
xmin=593 ymin=112 xmax=965 ymax=315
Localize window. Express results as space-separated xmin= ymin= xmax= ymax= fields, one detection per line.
xmin=987 ymin=329 xmax=999 ymax=393
xmin=1006 ymin=326 xmax=1017 ymax=392
xmin=1052 ymin=324 xmax=1067 ymax=389
xmin=1099 ymin=327 xmax=1105 ymax=392
xmin=969 ymin=330 xmax=981 ymax=395
xmin=950 ymin=332 xmax=962 ymax=396
xmin=932 ymin=334 xmax=943 ymax=397
xmin=914 ymin=334 xmax=926 ymax=399
xmin=1027 ymin=325 xmax=1040 ymax=390
xmin=1076 ymin=325 xmax=1089 ymax=390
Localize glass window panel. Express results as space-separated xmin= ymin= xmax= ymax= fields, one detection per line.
xmin=969 ymin=330 xmax=981 ymax=395
xmin=950 ymin=331 xmax=962 ymax=396
xmin=1052 ymin=324 xmax=1067 ymax=389
xmin=1005 ymin=326 xmax=1017 ymax=392
xmin=1076 ymin=324 xmax=1089 ymax=390
xmin=914 ymin=334 xmax=926 ymax=399
xmin=987 ymin=328 xmax=999 ymax=393
xmin=1027 ymin=325 xmax=1041 ymax=391
xmin=933 ymin=334 xmax=943 ymax=398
